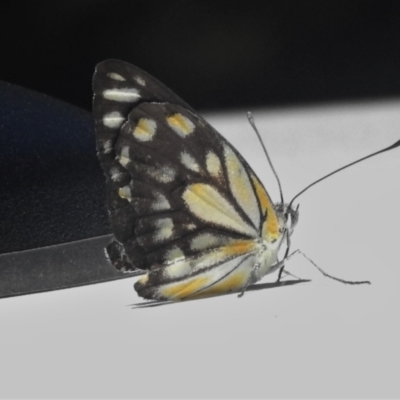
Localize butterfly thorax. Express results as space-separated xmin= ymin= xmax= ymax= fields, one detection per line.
xmin=254 ymin=203 xmax=299 ymax=283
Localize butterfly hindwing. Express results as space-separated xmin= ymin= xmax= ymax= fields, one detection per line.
xmin=136 ymin=249 xmax=258 ymax=301
xmin=93 ymin=60 xmax=282 ymax=299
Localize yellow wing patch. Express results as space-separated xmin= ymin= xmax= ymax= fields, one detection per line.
xmin=159 ymin=239 xmax=257 ymax=282
xmin=138 ymin=246 xmax=257 ymax=301
xmin=161 ymin=275 xmax=210 ymax=299
xmin=221 ymin=240 xmax=257 ymax=257
xmin=250 ymin=174 xmax=280 ymax=242
xmin=133 ymin=118 xmax=157 ymax=141
xmin=189 ymin=270 xmax=248 ymax=299
xmin=118 ymin=185 xmax=132 ymax=200
xmin=156 ymin=254 xmax=254 ymax=300
xmin=167 ymin=113 xmax=195 ymax=137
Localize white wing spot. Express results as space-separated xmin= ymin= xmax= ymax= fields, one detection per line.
xmin=206 ymin=151 xmax=222 ymax=179
xmin=118 ymin=185 xmax=132 ymax=200
xmin=165 ymin=246 xmax=185 ymax=263
xmin=103 ymin=111 xmax=125 ymax=128
xmin=185 ymin=223 xmax=197 ymax=231
xmin=118 ymin=146 xmax=131 ymax=167
xmin=110 ymin=167 xmax=123 ymax=182
xmin=180 ymin=151 xmax=200 ymax=172
xmin=103 ymin=88 xmax=140 ymax=102
xmin=107 ymin=72 xmax=125 ymax=81
xmin=102 ymin=140 xmax=112 ymax=154
xmin=154 ymin=218 xmax=174 ymax=242
xmin=133 ymin=118 xmax=156 ymax=141
xmin=190 ymin=233 xmax=227 ymax=251
xmin=147 ymin=166 xmax=176 ymax=183
xmin=152 ymin=193 xmax=170 ymax=211
xmin=167 ymin=114 xmax=195 ymax=137
xmin=134 ymin=75 xmax=146 ymax=86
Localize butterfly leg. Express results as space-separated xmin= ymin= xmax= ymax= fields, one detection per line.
xmin=238 ymin=252 xmax=304 ymax=298
xmin=238 ymin=257 xmax=287 ymax=298
xmin=277 ymin=229 xmax=291 ymax=281
xmin=277 ymin=265 xmax=285 ymax=282
xmin=280 ymin=269 xmax=302 ymax=280
xmin=237 ymin=261 xmax=261 ymax=298
xmin=276 ymin=249 xmax=303 ymax=282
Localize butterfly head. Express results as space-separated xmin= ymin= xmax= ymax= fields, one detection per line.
xmin=260 ymin=199 xmax=299 ymax=256
xmin=275 ymin=202 xmax=300 ymax=241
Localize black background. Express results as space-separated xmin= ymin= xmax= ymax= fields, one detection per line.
xmin=2 ymin=0 xmax=400 ymax=111
xmin=2 ymin=0 xmax=400 ymax=255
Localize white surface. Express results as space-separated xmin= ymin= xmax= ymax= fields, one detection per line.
xmin=1 ymin=100 xmax=400 ymax=398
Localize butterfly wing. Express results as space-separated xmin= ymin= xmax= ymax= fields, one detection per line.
xmin=93 ymin=60 xmax=195 ymax=270
xmin=93 ymin=60 xmax=281 ymax=299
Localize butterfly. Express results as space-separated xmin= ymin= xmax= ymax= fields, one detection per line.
xmin=92 ymin=60 xmax=399 ymax=302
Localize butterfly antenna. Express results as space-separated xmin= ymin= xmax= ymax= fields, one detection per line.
xmin=291 ymin=250 xmax=371 ymax=285
xmin=247 ymin=112 xmax=284 ymax=204
xmin=288 ymin=138 xmax=400 ymax=211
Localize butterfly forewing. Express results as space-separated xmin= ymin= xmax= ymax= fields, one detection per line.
xmin=93 ymin=60 xmax=193 ymax=270
xmin=93 ymin=60 xmax=193 ymax=194
xmin=93 ymin=60 xmax=281 ymax=299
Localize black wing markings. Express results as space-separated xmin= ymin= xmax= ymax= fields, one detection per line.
xmin=93 ymin=60 xmax=272 ymax=273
